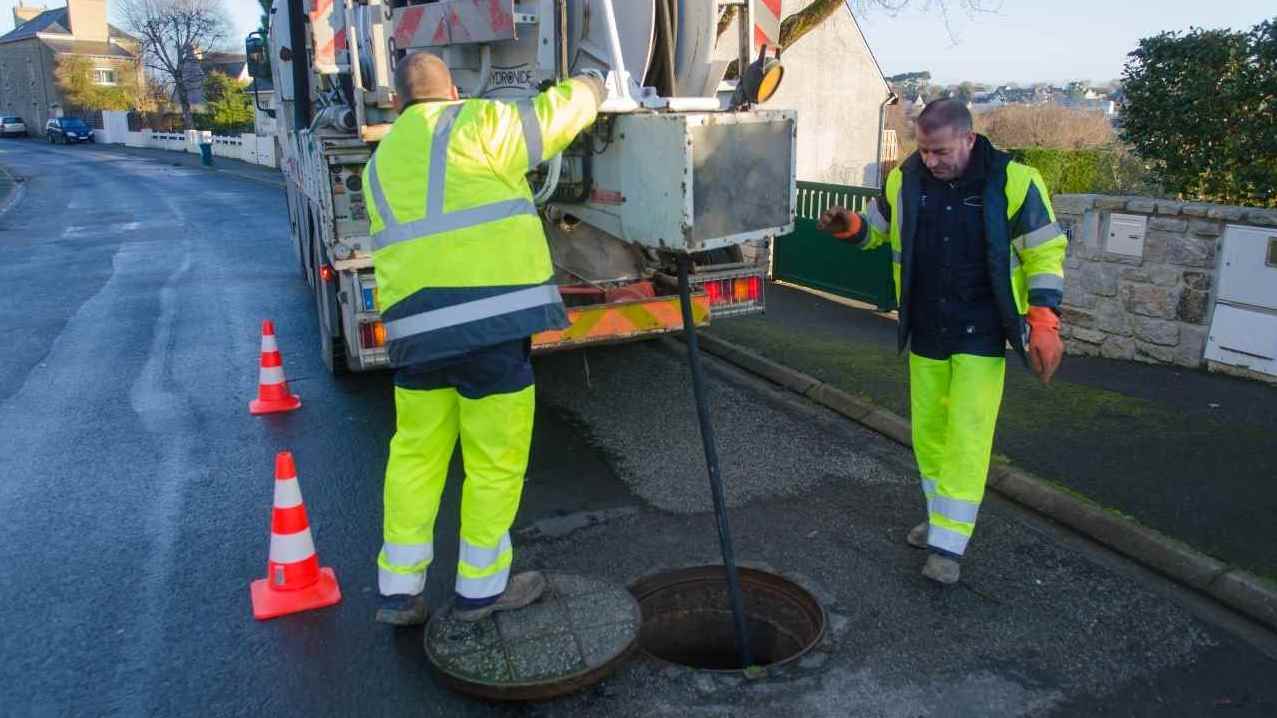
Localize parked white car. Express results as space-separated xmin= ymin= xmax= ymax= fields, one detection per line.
xmin=1 ymin=116 xmax=27 ymax=138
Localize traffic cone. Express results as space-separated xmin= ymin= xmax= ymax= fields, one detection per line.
xmin=250 ymin=451 xmax=341 ymax=620
xmin=249 ymin=320 xmax=301 ymax=415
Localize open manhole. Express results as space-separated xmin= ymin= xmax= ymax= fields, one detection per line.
xmin=629 ymin=566 xmax=825 ymax=672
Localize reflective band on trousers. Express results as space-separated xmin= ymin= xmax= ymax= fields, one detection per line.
xmin=384 ymin=284 xmax=562 ymax=341
xmin=273 ymin=478 xmax=303 ymax=509
xmin=1029 ymin=273 xmax=1064 ymax=291
xmin=368 ymin=104 xmax=538 ymax=251
xmin=928 ymin=523 xmax=970 ymax=555
xmin=381 ymin=541 xmax=433 ymax=568
xmin=931 ymin=494 xmax=980 ymax=524
xmin=459 ymin=534 xmax=511 ymax=570
xmin=517 ymin=102 xmax=543 ymax=172
xmin=379 ymin=566 xmax=427 ymax=596
xmin=921 ymin=476 xmax=938 ymax=497
xmin=892 ymin=249 xmax=903 ymax=264
xmin=1013 ymin=222 xmax=1061 ymax=251
xmin=270 ymin=530 xmax=315 ymax=564
xmin=258 ymin=366 xmax=286 ymax=384
xmin=456 ymin=568 xmax=510 ymax=599
xmin=866 ymin=198 xmax=889 ymax=233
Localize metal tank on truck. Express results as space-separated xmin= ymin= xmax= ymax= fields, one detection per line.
xmin=245 ymin=0 xmax=796 ymax=373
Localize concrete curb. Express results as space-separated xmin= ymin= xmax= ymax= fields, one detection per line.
xmin=694 ymin=332 xmax=1277 ymax=632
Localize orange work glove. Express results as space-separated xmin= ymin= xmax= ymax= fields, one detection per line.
xmin=1026 ymin=306 xmax=1063 ymax=385
xmin=816 ymin=207 xmax=863 ymax=241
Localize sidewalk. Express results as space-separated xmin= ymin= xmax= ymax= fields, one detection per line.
xmin=708 ymin=281 xmax=1277 ymax=580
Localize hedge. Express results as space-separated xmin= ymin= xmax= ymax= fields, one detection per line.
xmin=1007 ymin=147 xmax=1162 ymax=198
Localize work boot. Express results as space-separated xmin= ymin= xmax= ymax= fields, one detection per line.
xmin=922 ymin=554 xmax=961 ymax=585
xmin=453 ymin=571 xmax=547 ymax=623
xmin=376 ymin=593 xmax=429 ymax=626
xmin=907 ymin=521 xmax=929 ymax=549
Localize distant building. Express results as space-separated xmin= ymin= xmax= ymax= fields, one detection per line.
xmin=0 ymin=0 xmax=140 ymax=129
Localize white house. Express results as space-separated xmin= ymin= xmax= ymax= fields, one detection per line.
xmin=748 ymin=1 xmax=894 ymax=187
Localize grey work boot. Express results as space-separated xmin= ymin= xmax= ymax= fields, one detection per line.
xmin=376 ymin=594 xmax=429 ymax=626
xmin=922 ymin=554 xmax=961 ymax=585
xmin=453 ymin=571 xmax=548 ymax=623
xmin=907 ymin=521 xmax=929 ymax=549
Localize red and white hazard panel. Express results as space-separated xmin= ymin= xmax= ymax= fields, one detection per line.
xmin=307 ymin=0 xmax=347 ymax=75
xmin=392 ymin=0 xmax=517 ymax=51
xmin=755 ymin=0 xmax=781 ymax=49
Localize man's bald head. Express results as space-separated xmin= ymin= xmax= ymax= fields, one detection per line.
xmin=394 ymin=52 xmax=457 ymax=109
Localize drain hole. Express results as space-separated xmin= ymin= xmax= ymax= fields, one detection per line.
xmin=629 ymin=566 xmax=825 ymax=672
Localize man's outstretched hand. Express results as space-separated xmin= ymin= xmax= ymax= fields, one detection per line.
xmin=817 ymin=206 xmax=862 ymax=240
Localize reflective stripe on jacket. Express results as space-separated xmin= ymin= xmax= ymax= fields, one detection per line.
xmin=362 ymin=78 xmax=599 ymax=366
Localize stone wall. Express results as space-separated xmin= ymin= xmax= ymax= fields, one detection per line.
xmin=1053 ymin=194 xmax=1277 ymax=368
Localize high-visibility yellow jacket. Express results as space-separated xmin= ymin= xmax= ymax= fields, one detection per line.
xmin=854 ymin=136 xmax=1068 ymax=358
xmin=362 ymin=78 xmax=600 ymax=367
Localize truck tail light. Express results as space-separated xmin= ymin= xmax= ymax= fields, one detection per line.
xmin=358 ymin=321 xmax=386 ymax=349
xmin=319 ymin=264 xmax=335 ymax=282
xmin=701 ymin=276 xmax=762 ymax=306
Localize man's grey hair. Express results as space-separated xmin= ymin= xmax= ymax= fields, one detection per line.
xmin=916 ymin=98 xmax=973 ymax=135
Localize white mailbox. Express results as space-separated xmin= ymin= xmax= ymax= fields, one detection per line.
xmin=1105 ymin=212 xmax=1147 ymax=258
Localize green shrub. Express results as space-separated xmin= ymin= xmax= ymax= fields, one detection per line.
xmin=1008 ymin=146 xmax=1164 ymax=197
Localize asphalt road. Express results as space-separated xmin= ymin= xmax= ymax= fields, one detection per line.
xmin=1 ymin=140 xmax=1275 ymax=717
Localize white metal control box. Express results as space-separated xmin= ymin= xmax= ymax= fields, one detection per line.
xmin=1206 ymin=224 xmax=1277 ymax=378
xmin=554 ymin=110 xmax=798 ymax=254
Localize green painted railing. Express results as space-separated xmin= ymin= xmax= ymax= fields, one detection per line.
xmin=774 ymin=182 xmax=896 ymax=311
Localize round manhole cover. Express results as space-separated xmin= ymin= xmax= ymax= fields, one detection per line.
xmin=424 ymin=573 xmax=641 ymax=702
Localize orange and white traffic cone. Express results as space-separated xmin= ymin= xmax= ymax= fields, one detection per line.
xmin=249 ymin=320 xmax=301 ymax=415
xmin=250 ymin=451 xmax=341 ymax=620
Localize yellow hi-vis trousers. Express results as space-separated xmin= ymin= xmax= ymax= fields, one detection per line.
xmin=909 ymin=353 xmax=1006 ymax=557
xmin=377 ymin=384 xmax=534 ymax=599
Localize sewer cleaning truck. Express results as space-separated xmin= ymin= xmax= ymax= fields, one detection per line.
xmin=246 ymin=0 xmax=796 ymax=373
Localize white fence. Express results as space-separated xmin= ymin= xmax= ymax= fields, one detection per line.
xmin=96 ymin=110 xmax=277 ymax=168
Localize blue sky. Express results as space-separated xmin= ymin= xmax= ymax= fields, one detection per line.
xmin=854 ymin=0 xmax=1275 ymax=85
xmin=6 ymin=1 xmax=1272 ymax=87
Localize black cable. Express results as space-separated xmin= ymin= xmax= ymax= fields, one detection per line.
xmin=676 ymin=254 xmax=754 ymax=670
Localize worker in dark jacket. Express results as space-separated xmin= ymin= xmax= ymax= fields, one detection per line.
xmin=819 ymin=99 xmax=1065 ymax=584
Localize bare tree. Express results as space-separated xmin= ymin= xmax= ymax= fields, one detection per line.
xmin=977 ymin=105 xmax=1113 ymax=149
xmin=118 ymin=0 xmax=231 ymax=130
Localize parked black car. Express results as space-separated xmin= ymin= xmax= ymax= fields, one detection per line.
xmin=46 ymin=117 xmax=95 ymax=144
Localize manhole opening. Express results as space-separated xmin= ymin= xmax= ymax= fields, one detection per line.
xmin=629 ymin=566 xmax=825 ymax=672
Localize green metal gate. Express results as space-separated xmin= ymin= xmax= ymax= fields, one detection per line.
xmin=774 ymin=182 xmax=896 ymax=311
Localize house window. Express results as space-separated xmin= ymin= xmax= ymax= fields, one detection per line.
xmin=93 ymin=69 xmax=117 ymax=85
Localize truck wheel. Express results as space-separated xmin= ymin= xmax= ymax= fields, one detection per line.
xmin=313 ymin=245 xmax=350 ymax=375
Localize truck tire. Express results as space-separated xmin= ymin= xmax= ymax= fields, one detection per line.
xmin=313 ymin=240 xmax=349 ymax=375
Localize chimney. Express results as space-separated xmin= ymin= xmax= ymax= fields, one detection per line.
xmin=12 ymin=5 xmax=45 ymax=28
xmin=66 ymin=0 xmax=108 ymax=43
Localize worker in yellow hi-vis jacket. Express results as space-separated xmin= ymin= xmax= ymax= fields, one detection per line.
xmin=362 ymin=53 xmax=603 ymax=624
xmin=819 ymin=99 xmax=1066 ymax=585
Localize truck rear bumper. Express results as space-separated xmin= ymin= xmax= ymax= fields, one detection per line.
xmin=532 ymin=293 xmax=711 ymax=353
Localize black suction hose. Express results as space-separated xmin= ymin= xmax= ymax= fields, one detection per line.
xmin=676 ymin=254 xmax=753 ymax=670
